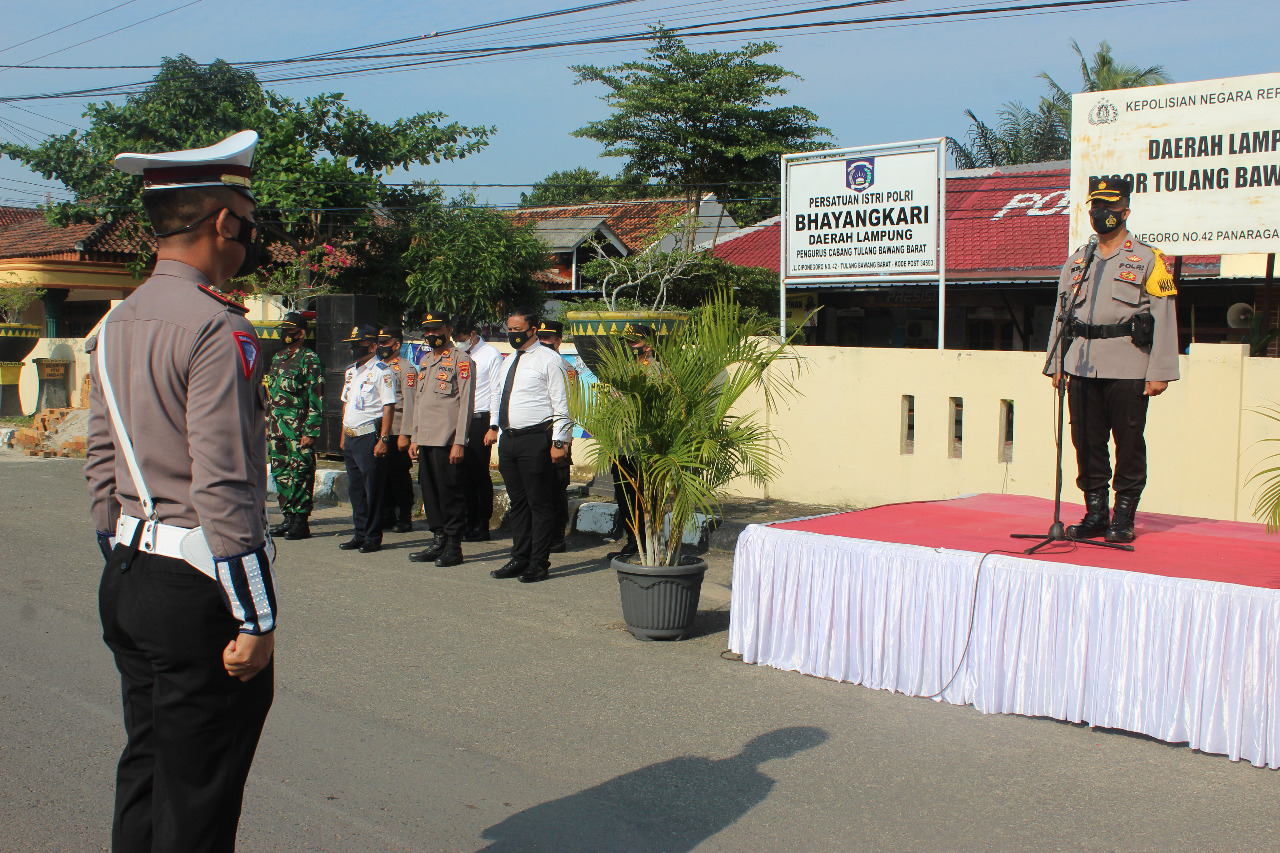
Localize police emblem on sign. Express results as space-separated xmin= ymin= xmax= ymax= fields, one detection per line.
xmin=845 ymin=158 xmax=874 ymax=192
xmin=1088 ymin=99 xmax=1118 ymax=125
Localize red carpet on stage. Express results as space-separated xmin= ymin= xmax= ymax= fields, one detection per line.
xmin=771 ymin=494 xmax=1280 ymax=589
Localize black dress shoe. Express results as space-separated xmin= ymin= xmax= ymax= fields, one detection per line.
xmin=464 ymin=527 xmax=491 ymax=542
xmin=359 ymin=541 xmax=382 ymax=553
xmin=270 ymin=515 xmax=293 ymax=536
xmin=284 ymin=516 xmax=311 ymax=540
xmin=392 ymin=521 xmax=413 ymax=534
xmin=518 ymin=562 xmax=550 ymax=583
xmin=490 ymin=559 xmax=527 ymax=579
xmin=548 ymin=541 xmax=567 ymax=554
xmin=434 ymin=537 xmax=464 ymax=567
xmin=338 ymin=538 xmax=365 ymax=550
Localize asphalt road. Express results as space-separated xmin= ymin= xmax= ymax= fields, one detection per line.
xmin=1 ymin=453 xmax=1277 ymax=852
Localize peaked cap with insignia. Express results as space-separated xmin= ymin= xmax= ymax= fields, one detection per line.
xmin=113 ymin=130 xmax=259 ymax=200
xmin=1087 ymin=175 xmax=1132 ymax=203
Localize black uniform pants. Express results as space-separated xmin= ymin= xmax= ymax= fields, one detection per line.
xmin=1067 ymin=375 xmax=1149 ymax=495
xmin=100 ymin=551 xmax=273 ymax=853
xmin=344 ymin=431 xmax=386 ymax=544
xmin=418 ymin=445 xmax=467 ymax=537
xmin=498 ymin=427 xmax=557 ymax=567
xmin=462 ymin=414 xmax=495 ymax=531
xmin=551 ymin=445 xmax=573 ymax=546
xmin=613 ymin=458 xmax=645 ymax=547
xmin=380 ymin=443 xmax=414 ymax=521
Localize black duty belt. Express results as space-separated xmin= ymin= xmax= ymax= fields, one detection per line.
xmin=502 ymin=421 xmax=553 ymax=436
xmin=1067 ymin=319 xmax=1132 ymax=340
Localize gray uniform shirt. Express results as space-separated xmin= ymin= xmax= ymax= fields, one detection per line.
xmin=1045 ymin=235 xmax=1180 ymax=382
xmin=85 ymin=260 xmax=268 ymax=558
xmin=384 ymin=355 xmax=416 ymax=436
xmin=405 ymin=347 xmax=475 ymax=447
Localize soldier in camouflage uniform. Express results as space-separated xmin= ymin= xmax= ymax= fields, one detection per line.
xmin=266 ymin=311 xmax=324 ymax=540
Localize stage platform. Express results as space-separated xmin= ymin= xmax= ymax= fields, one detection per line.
xmin=728 ymin=494 xmax=1280 ymax=768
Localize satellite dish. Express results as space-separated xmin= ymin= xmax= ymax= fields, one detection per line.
xmin=1227 ymin=303 xmax=1255 ymax=329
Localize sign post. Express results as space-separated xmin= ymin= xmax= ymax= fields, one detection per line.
xmin=780 ymin=138 xmax=946 ymax=346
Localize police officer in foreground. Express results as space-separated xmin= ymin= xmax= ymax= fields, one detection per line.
xmin=484 ymin=308 xmax=571 ymax=583
xmin=339 ymin=325 xmax=397 ymax=553
xmin=86 ymin=131 xmax=275 ymax=852
xmin=266 ymin=311 xmax=324 ymax=540
xmin=406 ymin=311 xmax=475 ymax=566
xmin=452 ymin=314 xmax=503 ymax=541
xmin=377 ymin=326 xmax=416 ymax=533
xmin=1046 ymin=175 xmax=1179 ymax=543
xmin=535 ymin=320 xmax=577 ymax=553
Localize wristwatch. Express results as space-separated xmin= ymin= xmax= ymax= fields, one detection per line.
xmin=552 ymin=440 xmax=565 ymax=449
xmin=380 ymin=435 xmax=393 ymax=444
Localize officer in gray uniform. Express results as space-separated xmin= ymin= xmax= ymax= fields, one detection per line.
xmin=406 ymin=310 xmax=475 ymax=567
xmin=1046 ymin=175 xmax=1179 ymax=543
xmin=377 ymin=326 xmax=417 ymax=533
xmin=85 ymin=131 xmax=275 ymax=853
xmin=536 ymin=320 xmax=577 ymax=552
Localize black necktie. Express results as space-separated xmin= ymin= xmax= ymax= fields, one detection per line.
xmin=498 ymin=349 xmax=525 ymax=429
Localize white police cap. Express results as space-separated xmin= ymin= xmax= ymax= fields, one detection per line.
xmin=113 ymin=130 xmax=258 ymax=198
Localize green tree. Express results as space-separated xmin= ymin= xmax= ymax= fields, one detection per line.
xmin=518 ymin=166 xmax=668 ymax=207
xmin=2 ymin=55 xmax=493 ymax=262
xmin=950 ymin=40 xmax=1171 ymax=169
xmin=571 ymin=28 xmax=829 ymax=224
xmin=401 ymin=194 xmax=549 ymax=322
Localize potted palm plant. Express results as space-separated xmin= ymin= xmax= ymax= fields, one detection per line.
xmin=570 ymin=290 xmax=807 ymax=640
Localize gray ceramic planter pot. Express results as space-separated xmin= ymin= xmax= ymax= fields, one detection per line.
xmin=613 ymin=556 xmax=708 ymax=641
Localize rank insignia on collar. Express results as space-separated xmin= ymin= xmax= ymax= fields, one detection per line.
xmin=1119 ymin=270 xmax=1138 ymax=282
xmin=1124 ymin=239 xmax=1133 ymax=250
xmin=1127 ymin=255 xmax=1143 ymax=262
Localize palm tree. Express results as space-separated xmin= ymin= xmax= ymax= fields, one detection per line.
xmin=1040 ymin=39 xmax=1171 ymax=130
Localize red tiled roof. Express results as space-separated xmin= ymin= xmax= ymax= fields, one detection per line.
xmin=509 ymin=196 xmax=705 ymax=253
xmin=0 ymin=206 xmax=41 ymax=230
xmin=0 ymin=209 xmax=151 ymax=260
xmin=712 ymin=165 xmax=1219 ymax=280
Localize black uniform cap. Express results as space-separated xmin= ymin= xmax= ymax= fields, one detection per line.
xmin=378 ymin=326 xmax=404 ymax=341
xmin=420 ymin=311 xmax=450 ymax=327
xmin=281 ymin=311 xmax=307 ymax=329
xmin=1088 ymin=175 xmax=1132 ymax=203
xmin=341 ymin=324 xmax=379 ymax=342
xmin=537 ymin=320 xmax=564 ymax=336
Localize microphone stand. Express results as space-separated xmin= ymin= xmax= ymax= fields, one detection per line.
xmin=1012 ymin=240 xmax=1134 ymax=554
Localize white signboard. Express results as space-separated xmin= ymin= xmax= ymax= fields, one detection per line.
xmin=1070 ymin=72 xmax=1280 ymax=255
xmin=781 ymin=140 xmax=944 ymax=284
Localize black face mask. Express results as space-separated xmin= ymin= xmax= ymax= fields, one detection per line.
xmin=376 ymin=344 xmax=397 ymax=360
xmin=507 ymin=329 xmax=530 ymax=349
xmin=224 ymin=209 xmax=263 ymax=277
xmin=424 ymin=333 xmax=448 ymax=349
xmin=1090 ymin=207 xmax=1125 ymax=235
xmin=350 ymin=343 xmax=372 ymax=359
xmin=282 ymin=329 xmax=304 ymax=345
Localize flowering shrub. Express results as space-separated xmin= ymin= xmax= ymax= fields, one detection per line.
xmin=230 ymin=243 xmax=353 ymax=310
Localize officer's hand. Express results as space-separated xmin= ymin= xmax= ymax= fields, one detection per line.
xmin=408 ymin=441 xmax=418 ymax=458
xmin=1050 ymin=372 xmax=1062 ymax=390
xmin=299 ymin=435 xmax=314 ymax=449
xmin=223 ymin=631 xmax=275 ymax=682
xmin=373 ymin=439 xmax=388 ymax=458
xmin=397 ymin=435 xmax=410 ymax=452
xmin=449 ymin=444 xmax=465 ymax=465
xmin=550 ymin=445 xmax=568 ymax=464
xmin=339 ymin=431 xmax=345 ymax=451
xmin=484 ymin=428 xmax=498 ymax=447
xmin=1144 ymin=380 xmax=1168 ymax=397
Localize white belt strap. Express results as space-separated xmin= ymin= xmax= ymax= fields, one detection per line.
xmin=95 ymin=314 xmax=157 ymax=525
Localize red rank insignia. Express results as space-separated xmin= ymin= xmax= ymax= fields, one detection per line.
xmin=1119 ymin=271 xmax=1137 ymax=282
xmin=1124 ymin=239 xmax=1133 ymax=250
xmin=459 ymin=362 xmax=470 ymax=380
xmin=1072 ymin=272 xmax=1082 ymax=282
xmin=567 ymin=368 xmax=578 ymax=381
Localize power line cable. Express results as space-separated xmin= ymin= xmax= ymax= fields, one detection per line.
xmin=0 ymin=0 xmax=142 ymax=56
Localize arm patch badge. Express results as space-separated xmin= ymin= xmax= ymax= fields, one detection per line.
xmin=1146 ymin=249 xmax=1178 ymax=297
xmin=459 ymin=362 xmax=470 ymax=380
xmin=406 ymin=372 xmax=416 ymax=388
xmin=232 ymin=331 xmax=259 ymax=380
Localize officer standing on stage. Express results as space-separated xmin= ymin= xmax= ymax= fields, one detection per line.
xmin=406 ymin=311 xmax=475 ymax=567
xmin=485 ymin=308 xmax=571 ymax=583
xmin=377 ymin=326 xmax=416 ymax=533
xmin=86 ymin=131 xmax=275 ymax=852
xmin=266 ymin=311 xmax=324 ymax=541
xmin=535 ymin=320 xmax=577 ymax=553
xmin=1046 ymin=175 xmax=1179 ymax=543
xmin=452 ymin=314 xmax=504 ymax=541
xmin=339 ymin=324 xmax=397 ymax=553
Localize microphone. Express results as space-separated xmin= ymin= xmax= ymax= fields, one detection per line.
xmin=1070 ymin=234 xmax=1100 ymax=299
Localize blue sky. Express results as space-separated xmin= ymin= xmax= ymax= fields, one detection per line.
xmin=0 ymin=0 xmax=1275 ymax=214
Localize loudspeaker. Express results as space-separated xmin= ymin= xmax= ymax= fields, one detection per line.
xmin=316 ymin=294 xmax=378 ymax=330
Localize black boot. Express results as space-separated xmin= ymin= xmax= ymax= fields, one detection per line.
xmin=270 ymin=514 xmax=293 ymax=536
xmin=393 ymin=504 xmax=414 ymax=534
xmin=1105 ymin=491 xmax=1140 ymax=543
xmin=1067 ymin=488 xmax=1110 ymax=540
xmin=284 ymin=514 xmax=311 ymax=540
xmin=434 ymin=535 xmax=464 ymax=567
xmin=409 ymin=529 xmax=446 ymax=563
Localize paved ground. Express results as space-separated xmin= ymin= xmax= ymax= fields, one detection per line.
xmin=2 ymin=453 xmax=1277 ymax=852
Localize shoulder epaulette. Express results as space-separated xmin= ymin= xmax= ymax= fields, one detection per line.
xmin=196 ymin=284 xmax=249 ymax=313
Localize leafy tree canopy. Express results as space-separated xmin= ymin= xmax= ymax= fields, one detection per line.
xmin=1 ymin=55 xmax=494 ymax=256
xmin=950 ymin=40 xmax=1171 ymax=169
xmin=518 ymin=166 xmax=670 ymax=207
xmin=571 ymin=28 xmax=829 ymax=223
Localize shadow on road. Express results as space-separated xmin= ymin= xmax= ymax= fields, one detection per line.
xmin=476 ymin=726 xmax=828 ymax=852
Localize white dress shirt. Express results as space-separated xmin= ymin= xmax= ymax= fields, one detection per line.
xmin=489 ymin=342 xmax=571 ymax=441
xmin=466 ymin=339 xmax=504 ymax=416
xmin=341 ymin=358 xmax=396 ymax=428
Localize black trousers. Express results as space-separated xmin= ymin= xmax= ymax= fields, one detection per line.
xmin=551 ymin=446 xmax=572 ymax=546
xmin=344 ymin=431 xmax=386 ymax=544
xmin=462 ymin=414 xmax=495 ymax=531
xmin=380 ymin=443 xmax=414 ymax=521
xmin=418 ymin=445 xmax=467 ymax=537
xmin=498 ymin=428 xmax=557 ymax=567
xmin=1067 ymin=375 xmax=1149 ymax=495
xmin=100 ymin=550 xmax=273 ymax=853
xmin=613 ymin=458 xmax=644 ymax=547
